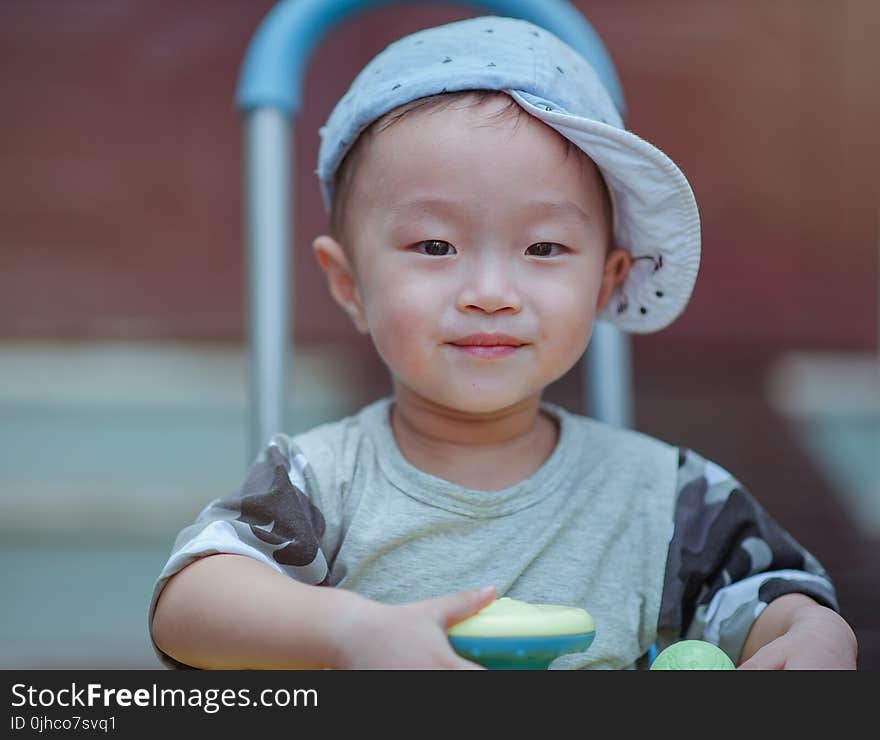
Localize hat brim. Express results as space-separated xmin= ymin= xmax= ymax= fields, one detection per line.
xmin=508 ymin=90 xmax=701 ymax=334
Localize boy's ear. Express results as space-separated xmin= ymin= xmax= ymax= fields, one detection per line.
xmin=311 ymin=234 xmax=369 ymax=334
xmin=595 ymin=247 xmax=632 ymax=314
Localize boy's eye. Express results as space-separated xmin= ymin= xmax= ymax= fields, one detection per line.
xmin=415 ymin=239 xmax=456 ymax=256
xmin=526 ymin=242 xmax=566 ymax=257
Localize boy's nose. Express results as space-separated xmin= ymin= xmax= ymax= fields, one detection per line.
xmin=455 ymin=256 xmax=522 ymax=314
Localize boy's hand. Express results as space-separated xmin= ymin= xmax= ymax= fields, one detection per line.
xmin=335 ymin=585 xmax=497 ymax=669
xmin=737 ymin=598 xmax=857 ymax=670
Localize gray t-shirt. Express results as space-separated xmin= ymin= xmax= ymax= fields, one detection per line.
xmin=149 ymin=396 xmax=837 ymax=669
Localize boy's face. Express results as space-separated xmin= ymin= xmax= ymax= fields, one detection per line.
xmin=314 ymin=94 xmax=631 ymax=415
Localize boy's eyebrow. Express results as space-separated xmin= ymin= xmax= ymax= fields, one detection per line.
xmin=385 ymin=196 xmax=470 ymax=223
xmin=386 ymin=196 xmax=593 ymax=225
xmin=525 ymin=199 xmax=594 ymax=226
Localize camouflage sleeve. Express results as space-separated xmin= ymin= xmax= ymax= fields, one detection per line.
xmin=656 ymin=447 xmax=839 ymax=665
xmin=148 ymin=435 xmax=330 ymax=669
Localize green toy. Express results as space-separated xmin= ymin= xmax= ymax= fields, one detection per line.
xmin=650 ymin=640 xmax=735 ymax=670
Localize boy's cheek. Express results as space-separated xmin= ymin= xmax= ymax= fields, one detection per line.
xmin=542 ymin=299 xmax=596 ymax=344
xmin=363 ymin=282 xmax=438 ymax=333
xmin=366 ymin=308 xmax=426 ymax=366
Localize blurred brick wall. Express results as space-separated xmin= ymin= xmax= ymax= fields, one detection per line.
xmin=1 ymin=0 xmax=877 ymax=351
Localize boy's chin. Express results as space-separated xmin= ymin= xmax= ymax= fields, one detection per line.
xmin=408 ymin=386 xmax=543 ymax=416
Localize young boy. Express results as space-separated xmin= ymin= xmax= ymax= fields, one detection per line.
xmin=149 ymin=16 xmax=857 ymax=669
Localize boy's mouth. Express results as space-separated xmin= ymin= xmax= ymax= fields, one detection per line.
xmin=448 ymin=333 xmax=527 ymax=359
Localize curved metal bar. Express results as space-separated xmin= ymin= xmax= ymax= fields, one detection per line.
xmin=237 ymin=0 xmax=625 ymax=115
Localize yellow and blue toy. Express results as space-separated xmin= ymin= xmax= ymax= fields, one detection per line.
xmin=447 ymin=597 xmax=595 ymax=670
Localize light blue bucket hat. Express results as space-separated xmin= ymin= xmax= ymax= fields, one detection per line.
xmin=316 ymin=15 xmax=701 ymax=333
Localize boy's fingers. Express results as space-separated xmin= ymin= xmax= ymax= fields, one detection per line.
xmin=426 ymin=585 xmax=496 ymax=628
xmin=737 ymin=642 xmax=787 ymax=670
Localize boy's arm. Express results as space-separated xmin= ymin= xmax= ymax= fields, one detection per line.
xmin=151 ymin=552 xmax=496 ymax=670
xmin=737 ymin=592 xmax=857 ymax=669
xmin=151 ymin=553 xmax=364 ymax=669
xmin=149 ymin=434 xmax=337 ymax=668
xmin=657 ymin=447 xmax=849 ymax=667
